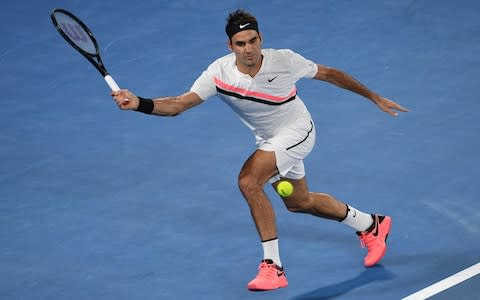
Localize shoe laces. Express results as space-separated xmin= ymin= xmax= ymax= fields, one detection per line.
xmin=257 ymin=260 xmax=281 ymax=280
xmin=359 ymin=232 xmax=377 ymax=249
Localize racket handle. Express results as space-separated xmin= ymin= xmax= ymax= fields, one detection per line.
xmin=104 ymin=75 xmax=120 ymax=91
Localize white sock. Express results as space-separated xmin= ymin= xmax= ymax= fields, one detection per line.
xmin=262 ymin=238 xmax=282 ymax=267
xmin=340 ymin=205 xmax=373 ymax=232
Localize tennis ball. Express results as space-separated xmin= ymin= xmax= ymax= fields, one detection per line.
xmin=276 ymin=181 xmax=294 ymax=197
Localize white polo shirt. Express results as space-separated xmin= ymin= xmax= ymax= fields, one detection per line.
xmin=190 ymin=48 xmax=318 ymax=140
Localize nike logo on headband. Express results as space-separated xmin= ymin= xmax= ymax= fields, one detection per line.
xmin=239 ymin=23 xmax=250 ymax=29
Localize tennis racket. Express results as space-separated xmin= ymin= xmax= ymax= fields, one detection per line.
xmin=50 ymin=8 xmax=120 ymax=91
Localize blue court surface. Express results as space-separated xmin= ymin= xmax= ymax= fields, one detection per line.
xmin=1 ymin=1 xmax=479 ymax=299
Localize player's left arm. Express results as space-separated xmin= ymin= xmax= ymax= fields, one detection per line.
xmin=313 ymin=64 xmax=408 ymax=117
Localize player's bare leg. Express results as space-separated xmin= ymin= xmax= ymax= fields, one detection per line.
xmin=272 ymin=178 xmax=348 ymax=220
xmin=238 ymin=150 xmax=279 ymax=242
xmin=238 ymin=150 xmax=288 ymax=291
xmin=272 ymin=177 xmax=392 ymax=268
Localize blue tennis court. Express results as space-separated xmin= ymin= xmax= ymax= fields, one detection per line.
xmin=1 ymin=0 xmax=479 ymax=299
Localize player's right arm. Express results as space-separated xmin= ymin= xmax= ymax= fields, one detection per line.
xmin=113 ymin=57 xmax=217 ymax=115
xmin=111 ymin=90 xmax=203 ymax=116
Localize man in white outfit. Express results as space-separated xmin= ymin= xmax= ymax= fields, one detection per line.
xmin=112 ymin=9 xmax=408 ymax=291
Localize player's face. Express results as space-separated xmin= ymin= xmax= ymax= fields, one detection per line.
xmin=229 ymin=30 xmax=262 ymax=69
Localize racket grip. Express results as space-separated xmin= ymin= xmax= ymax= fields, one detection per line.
xmin=104 ymin=75 xmax=120 ymax=91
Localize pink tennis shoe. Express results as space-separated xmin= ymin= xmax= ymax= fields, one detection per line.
xmin=357 ymin=214 xmax=392 ymax=267
xmin=247 ymin=259 xmax=288 ymax=291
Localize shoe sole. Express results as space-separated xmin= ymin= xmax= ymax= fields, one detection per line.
xmin=247 ymin=278 xmax=288 ymax=291
xmin=248 ymin=284 xmax=288 ymax=291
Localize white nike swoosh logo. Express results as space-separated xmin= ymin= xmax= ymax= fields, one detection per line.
xmin=239 ymin=23 xmax=250 ymax=29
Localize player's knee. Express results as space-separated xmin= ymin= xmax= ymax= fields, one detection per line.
xmin=238 ymin=173 xmax=260 ymax=196
xmin=285 ymin=195 xmax=313 ymax=213
xmin=286 ymin=203 xmax=310 ymax=213
xmin=285 ymin=204 xmax=304 ymax=213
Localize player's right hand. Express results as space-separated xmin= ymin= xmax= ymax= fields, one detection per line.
xmin=111 ymin=89 xmax=139 ymax=110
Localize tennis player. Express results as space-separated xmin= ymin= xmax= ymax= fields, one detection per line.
xmin=112 ymin=9 xmax=408 ymax=291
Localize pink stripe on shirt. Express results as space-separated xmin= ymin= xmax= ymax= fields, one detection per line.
xmin=214 ymin=77 xmax=296 ymax=103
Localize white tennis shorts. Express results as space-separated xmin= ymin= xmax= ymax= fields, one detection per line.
xmin=257 ymin=120 xmax=316 ymax=183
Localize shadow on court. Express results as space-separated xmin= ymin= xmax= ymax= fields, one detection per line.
xmin=291 ymin=265 xmax=395 ymax=300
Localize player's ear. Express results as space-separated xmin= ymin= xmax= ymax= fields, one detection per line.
xmin=226 ymin=39 xmax=233 ymax=51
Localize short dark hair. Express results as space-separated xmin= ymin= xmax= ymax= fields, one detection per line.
xmin=225 ymin=9 xmax=259 ymax=40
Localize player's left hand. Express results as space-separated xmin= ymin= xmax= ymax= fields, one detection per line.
xmin=373 ymin=96 xmax=409 ymax=117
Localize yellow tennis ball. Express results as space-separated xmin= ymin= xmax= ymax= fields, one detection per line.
xmin=277 ymin=181 xmax=294 ymax=197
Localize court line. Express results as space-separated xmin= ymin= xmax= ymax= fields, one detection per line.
xmin=402 ymin=262 xmax=480 ymax=299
